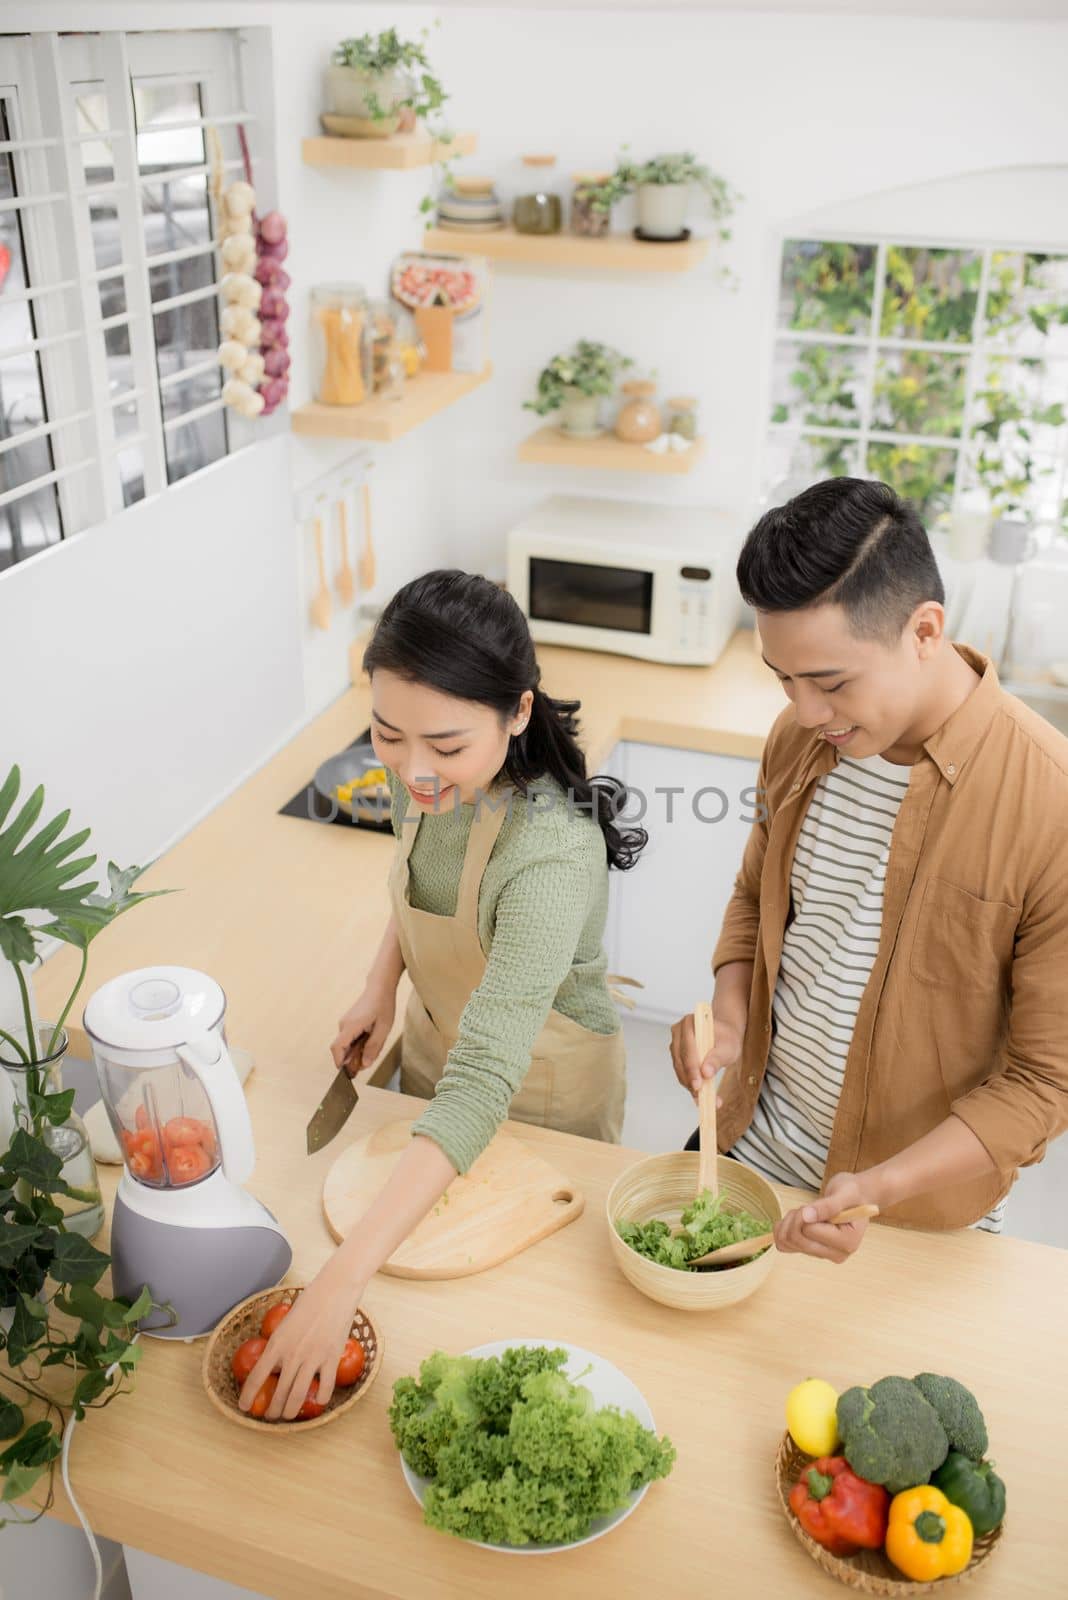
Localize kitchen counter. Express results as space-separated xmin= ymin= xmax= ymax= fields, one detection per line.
xmin=23 ymin=1080 xmax=1068 ymax=1599
xmin=22 ymin=631 xmax=1068 ymax=1595
xmin=36 ymin=628 xmax=783 ymax=1074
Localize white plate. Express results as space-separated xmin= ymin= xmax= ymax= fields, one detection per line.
xmin=399 ymin=1337 xmax=658 ymax=1555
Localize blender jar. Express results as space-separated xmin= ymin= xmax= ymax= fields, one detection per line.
xmin=95 ymin=1050 xmax=220 ymax=1189
xmin=84 ymin=967 xmax=252 ymax=1191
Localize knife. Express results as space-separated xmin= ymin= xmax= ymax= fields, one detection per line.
xmin=305 ymin=1033 xmax=367 ymax=1155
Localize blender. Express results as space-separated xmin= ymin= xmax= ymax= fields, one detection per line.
xmin=84 ymin=965 xmax=292 ymax=1339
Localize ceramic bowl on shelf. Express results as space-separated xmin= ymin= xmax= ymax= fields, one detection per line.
xmin=436 ymin=178 xmax=505 ymax=231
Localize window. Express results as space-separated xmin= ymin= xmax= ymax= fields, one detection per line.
xmin=0 ymin=29 xmax=254 ymax=571
xmin=765 ymin=237 xmax=1068 ymax=527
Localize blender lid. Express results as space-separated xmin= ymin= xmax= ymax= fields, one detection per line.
xmin=84 ymin=965 xmax=226 ymax=1052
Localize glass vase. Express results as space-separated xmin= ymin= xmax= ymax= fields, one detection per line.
xmin=0 ymin=1024 xmax=105 ymax=1240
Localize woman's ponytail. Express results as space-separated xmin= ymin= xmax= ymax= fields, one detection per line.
xmin=504 ymin=686 xmax=646 ymax=871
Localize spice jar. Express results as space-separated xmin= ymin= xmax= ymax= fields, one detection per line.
xmin=570 ymin=172 xmax=613 ymax=238
xmin=615 ymin=380 xmax=662 ymax=444
xmin=667 ymin=395 xmax=699 ymax=440
xmin=513 ymin=155 xmax=562 ymax=235
xmin=311 ymin=284 xmax=369 ymax=406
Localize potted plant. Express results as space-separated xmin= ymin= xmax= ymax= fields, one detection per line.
xmin=524 ymin=341 xmax=633 ymax=438
xmin=0 ymin=765 xmax=171 ymax=1518
xmin=616 ymin=151 xmax=739 ymax=243
xmin=973 ymin=379 xmax=1066 ymax=562
xmin=569 ymin=171 xmax=629 ymax=239
xmin=324 ymin=27 xmax=447 ymax=137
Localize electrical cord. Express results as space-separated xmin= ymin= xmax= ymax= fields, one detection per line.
xmin=59 ymin=1332 xmax=140 ymax=1600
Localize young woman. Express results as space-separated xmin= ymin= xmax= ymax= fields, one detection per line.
xmin=240 ymin=569 xmax=645 ymax=1419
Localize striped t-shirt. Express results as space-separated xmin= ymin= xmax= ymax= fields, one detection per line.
xmin=730 ymin=751 xmax=1005 ymax=1234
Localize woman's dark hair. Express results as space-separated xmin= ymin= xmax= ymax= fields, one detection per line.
xmin=737 ymin=478 xmax=944 ymax=643
xmin=363 ymin=570 xmax=647 ymax=870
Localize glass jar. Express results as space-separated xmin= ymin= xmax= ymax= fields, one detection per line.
xmin=570 ymin=172 xmax=612 ymax=238
xmin=615 ymin=380 xmax=662 ymax=444
xmin=667 ymin=395 xmax=699 ymax=440
xmin=310 ymin=284 xmax=370 ymax=406
xmin=365 ymin=299 xmax=400 ymax=397
xmin=0 ymin=1025 xmax=104 ymax=1240
xmin=513 ymin=155 xmax=562 ymax=235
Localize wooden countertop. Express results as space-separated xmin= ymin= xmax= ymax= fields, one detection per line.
xmin=34 ymin=1083 xmax=1068 ymax=1599
xmin=36 ymin=629 xmax=783 ymax=1070
xmin=23 ymin=632 xmax=1068 ymax=1593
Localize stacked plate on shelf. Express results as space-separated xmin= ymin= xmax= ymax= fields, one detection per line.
xmin=436 ymin=175 xmax=505 ymax=233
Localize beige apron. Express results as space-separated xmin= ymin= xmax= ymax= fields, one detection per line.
xmin=389 ymin=790 xmax=626 ymax=1143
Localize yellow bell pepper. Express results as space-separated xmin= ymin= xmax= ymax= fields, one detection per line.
xmin=885 ymin=1485 xmax=973 ymax=1582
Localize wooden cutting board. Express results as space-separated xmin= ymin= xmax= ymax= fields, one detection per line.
xmin=322 ymin=1119 xmax=584 ymax=1279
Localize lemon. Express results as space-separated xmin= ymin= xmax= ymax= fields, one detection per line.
xmin=786 ymin=1378 xmax=840 ymax=1457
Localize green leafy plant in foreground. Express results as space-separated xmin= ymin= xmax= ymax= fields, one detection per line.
xmin=0 ymin=765 xmax=171 ymax=1521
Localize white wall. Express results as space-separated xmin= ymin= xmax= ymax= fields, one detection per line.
xmin=0 ymin=436 xmax=304 ymax=866
xmin=5 ymin=2 xmax=1068 ymax=857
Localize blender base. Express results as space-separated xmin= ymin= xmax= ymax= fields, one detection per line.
xmin=111 ymin=1179 xmax=293 ymax=1339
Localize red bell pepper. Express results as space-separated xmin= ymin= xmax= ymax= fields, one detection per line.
xmin=789 ymin=1456 xmax=890 ymax=1555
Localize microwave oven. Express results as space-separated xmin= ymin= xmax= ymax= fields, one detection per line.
xmin=506 ymin=495 xmax=743 ymax=665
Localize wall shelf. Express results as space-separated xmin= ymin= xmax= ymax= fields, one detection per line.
xmin=291 ymin=367 xmax=492 ymax=443
xmin=424 ymin=224 xmax=710 ymax=273
xmin=517 ymin=427 xmax=707 ymax=474
xmin=302 ymin=131 xmax=477 ymax=171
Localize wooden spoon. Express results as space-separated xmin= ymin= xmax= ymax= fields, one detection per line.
xmin=693 ymin=1000 xmax=718 ymax=1200
xmin=688 ymin=1202 xmax=880 ymax=1269
xmin=358 ymin=480 xmax=376 ymax=591
xmin=310 ymin=515 xmax=332 ymax=631
xmin=335 ymin=496 xmax=355 ymax=606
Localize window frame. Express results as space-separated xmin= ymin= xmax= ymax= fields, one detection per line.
xmin=763 ymin=225 xmax=1068 ymax=524
xmin=0 ymin=27 xmax=258 ymax=567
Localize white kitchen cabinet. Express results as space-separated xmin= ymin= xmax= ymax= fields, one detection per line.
xmin=124 ymin=1546 xmax=270 ymax=1599
xmin=604 ymin=742 xmax=759 ymax=1023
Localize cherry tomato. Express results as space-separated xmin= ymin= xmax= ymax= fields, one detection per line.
xmin=231 ymin=1336 xmax=267 ymax=1385
xmin=167 ymin=1143 xmax=211 ymax=1185
xmin=297 ymin=1379 xmax=325 ymax=1420
xmin=249 ymin=1373 xmax=278 ymax=1419
xmin=196 ymin=1119 xmax=218 ymax=1158
xmin=129 ymin=1148 xmax=162 ymax=1182
xmin=125 ymin=1129 xmax=163 ymax=1181
xmin=260 ymin=1302 xmax=291 ymax=1339
xmin=163 ymin=1116 xmax=203 ymax=1147
xmin=336 ymin=1338 xmax=366 ymax=1388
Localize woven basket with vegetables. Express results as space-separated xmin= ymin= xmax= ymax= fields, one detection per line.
xmin=777 ymin=1373 xmax=1004 ymax=1593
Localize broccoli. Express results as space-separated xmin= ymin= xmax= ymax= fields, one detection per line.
xmin=616 ymin=1189 xmax=770 ymax=1272
xmin=913 ymin=1373 xmax=988 ymax=1461
xmin=388 ymin=1345 xmax=675 ymax=1546
xmin=837 ymin=1376 xmax=949 ymax=1494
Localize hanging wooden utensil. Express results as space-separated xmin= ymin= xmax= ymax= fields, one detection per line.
xmin=310 ymin=514 xmax=332 ymax=631
xmin=336 ymin=495 xmax=355 ymax=606
xmin=359 ymin=479 xmax=376 ymax=591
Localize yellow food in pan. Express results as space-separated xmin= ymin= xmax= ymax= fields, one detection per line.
xmin=335 ymin=767 xmax=387 ymax=804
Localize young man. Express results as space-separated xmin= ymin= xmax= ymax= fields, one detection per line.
xmin=671 ymin=477 xmax=1068 ymax=1262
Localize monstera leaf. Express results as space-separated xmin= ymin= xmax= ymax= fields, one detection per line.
xmin=0 ymin=767 xmax=97 ymax=965
xmin=0 ymin=765 xmax=172 ymax=1063
xmin=0 ymin=766 xmax=168 ymax=963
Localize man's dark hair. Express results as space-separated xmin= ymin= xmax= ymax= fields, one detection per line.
xmin=736 ymin=478 xmax=945 ymax=642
